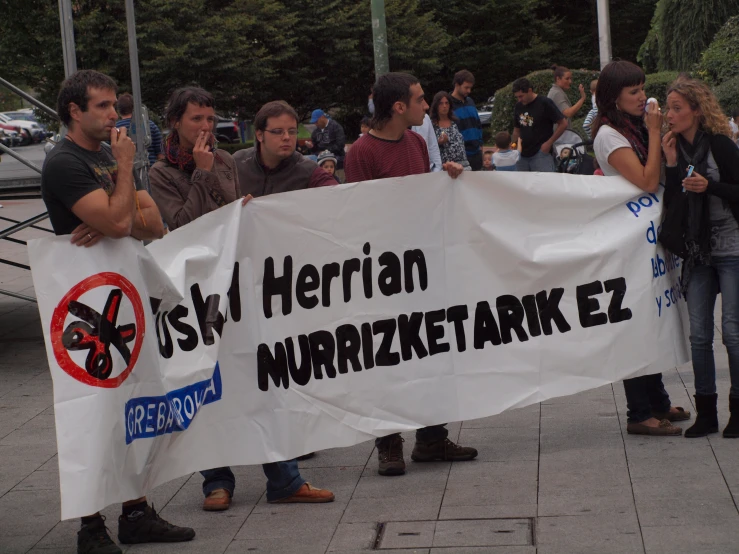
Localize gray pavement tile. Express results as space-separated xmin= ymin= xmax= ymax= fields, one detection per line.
xmin=540 ymin=385 xmax=615 ymax=405
xmin=0 ymin=425 xmax=57 ymax=447
xmin=456 ymin=427 xmax=539 ymax=462
xmin=122 ymin=524 xmax=239 ymax=554
xmin=462 ymin=405 xmax=539 ymax=430
xmin=342 ymin=493 xmax=443 ymax=523
xmin=641 ymin=523 xmax=739 ymax=554
xmin=632 ymin=488 xmax=739 ymax=528
xmin=12 ymin=469 xmax=58 ymax=492
xmin=224 ymin=539 xmax=330 ymax=554
xmin=353 ymin=463 xmax=450 ymax=499
xmin=326 ymin=521 xmax=379 ymax=552
xmin=438 ymin=505 xmax=538 ymax=521
xmin=536 ymin=513 xmax=643 ymax=554
xmin=537 ymin=486 xmax=636 ymax=518
xmin=429 ymin=546 xmax=536 ymax=554
xmin=441 ymin=461 xmax=537 ymax=508
xmin=298 ymin=441 xmax=375 ymax=469
xmin=379 ymin=521 xmax=435 ymax=549
xmin=235 ymin=502 xmax=345 ymax=546
xmin=0 ymin=489 xmax=61 ymax=549
xmin=432 ymin=519 xmax=531 ymax=548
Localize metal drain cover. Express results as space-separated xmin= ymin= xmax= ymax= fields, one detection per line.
xmin=377 ymin=518 xmax=533 ymax=549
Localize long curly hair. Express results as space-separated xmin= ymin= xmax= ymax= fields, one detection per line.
xmin=666 ymin=76 xmax=731 ymax=137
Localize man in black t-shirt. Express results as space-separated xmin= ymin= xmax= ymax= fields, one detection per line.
xmin=41 ymin=70 xmax=193 ymax=554
xmin=511 ymin=78 xmax=567 ymax=172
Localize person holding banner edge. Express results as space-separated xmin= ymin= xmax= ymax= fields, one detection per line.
xmin=41 ymin=70 xmax=192 ymax=554
xmin=661 ymin=76 xmax=739 ymax=438
xmin=149 ymin=90 xmax=336 ymax=511
xmin=592 ymin=60 xmax=690 ymax=436
xmin=345 ymin=72 xmax=477 ymax=476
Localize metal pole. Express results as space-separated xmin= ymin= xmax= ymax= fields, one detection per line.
xmin=0 ymin=78 xmax=59 ymax=121
xmin=370 ymin=0 xmax=390 ymax=78
xmin=0 ymin=143 xmax=43 ymax=174
xmin=596 ymin=0 xmax=613 ymax=69
xmin=58 ymin=0 xmax=77 ymax=77
xmin=124 ymin=0 xmax=150 ymax=192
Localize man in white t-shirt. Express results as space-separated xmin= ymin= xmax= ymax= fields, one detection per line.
xmin=411 ymin=113 xmax=443 ymax=172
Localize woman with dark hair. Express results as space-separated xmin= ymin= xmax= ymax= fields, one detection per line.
xmin=430 ymin=91 xmax=471 ymax=170
xmin=149 ymin=87 xmax=240 ymax=231
xmin=593 ymin=60 xmax=690 ymax=436
xmin=662 ymin=76 xmax=739 ymax=438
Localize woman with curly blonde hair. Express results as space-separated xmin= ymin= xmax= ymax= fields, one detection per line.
xmin=662 ymin=76 xmax=739 ymax=438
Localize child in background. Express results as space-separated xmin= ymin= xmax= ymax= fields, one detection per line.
xmin=492 ymin=131 xmax=521 ymax=171
xmin=359 ymin=116 xmax=371 ymax=138
xmin=317 ymin=150 xmax=341 ymax=183
xmin=482 ymin=151 xmax=495 ymax=170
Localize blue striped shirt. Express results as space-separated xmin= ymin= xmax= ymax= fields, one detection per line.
xmin=450 ymin=96 xmax=483 ymax=156
xmin=115 ymin=118 xmax=164 ymax=167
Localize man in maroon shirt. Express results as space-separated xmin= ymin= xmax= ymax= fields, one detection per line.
xmin=345 ymin=72 xmax=477 ymax=477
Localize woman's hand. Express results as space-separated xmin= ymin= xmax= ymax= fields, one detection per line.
xmin=241 ymin=194 xmax=253 ymax=206
xmin=578 ymin=83 xmax=586 ymax=99
xmin=193 ymin=131 xmax=215 ymax=171
xmin=437 ymin=132 xmax=449 ymax=146
xmin=644 ymin=101 xmax=662 ymax=134
xmin=661 ymin=131 xmax=678 ymax=166
xmin=683 ymin=171 xmax=708 ymax=193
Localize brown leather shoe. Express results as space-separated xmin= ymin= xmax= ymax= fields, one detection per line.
xmin=411 ymin=438 xmax=478 ymax=462
xmin=652 ymin=406 xmax=691 ymax=422
xmin=268 ymin=483 xmax=335 ymax=504
xmin=627 ymin=419 xmax=682 ymax=436
xmin=203 ymin=489 xmax=231 ymax=511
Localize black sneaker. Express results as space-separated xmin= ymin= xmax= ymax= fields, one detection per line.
xmin=377 ymin=435 xmax=406 ymax=476
xmin=78 ymin=517 xmax=121 ymax=554
xmin=118 ymin=504 xmax=195 ymax=544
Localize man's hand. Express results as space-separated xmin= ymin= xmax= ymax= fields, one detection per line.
xmin=540 ymin=141 xmax=553 ymax=154
xmin=70 ymin=223 xmax=104 ymax=248
xmin=442 ymin=161 xmax=464 ymax=179
xmin=241 ymin=194 xmax=253 ymax=206
xmin=110 ymin=127 xmax=135 ymax=169
xmin=193 ymin=131 xmax=215 ymax=171
xmin=683 ymin=171 xmax=708 ymax=193
xmin=305 ymin=140 xmax=313 ymax=149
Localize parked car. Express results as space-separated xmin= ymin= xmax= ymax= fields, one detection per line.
xmin=478 ymin=96 xmax=495 ymax=127
xmin=0 ymin=113 xmax=47 ymax=145
xmin=0 ymin=123 xmax=22 ymax=147
xmin=215 ymin=117 xmax=240 ymax=144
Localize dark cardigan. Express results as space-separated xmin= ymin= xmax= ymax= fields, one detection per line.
xmin=664 ymin=133 xmax=739 ymax=226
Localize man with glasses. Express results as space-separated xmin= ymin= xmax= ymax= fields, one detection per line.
xmin=234 ymin=101 xmax=338 ymax=195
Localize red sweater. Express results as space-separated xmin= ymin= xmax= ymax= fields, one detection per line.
xmin=345 ymin=130 xmax=430 ymax=182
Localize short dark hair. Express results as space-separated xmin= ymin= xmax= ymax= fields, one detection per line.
xmin=57 ymin=70 xmax=118 ymax=126
xmin=253 ymin=101 xmax=299 ymax=132
xmin=429 ymin=91 xmax=458 ymax=125
xmin=117 ymin=93 xmax=134 ymax=116
xmin=512 ymin=78 xmax=533 ymax=94
xmin=495 ymin=131 xmax=511 ymax=149
xmin=371 ymin=72 xmax=419 ymax=131
xmin=453 ymin=70 xmax=475 ymax=87
xmin=592 ymin=60 xmax=645 ymax=138
xmin=164 ymin=87 xmax=215 ymax=129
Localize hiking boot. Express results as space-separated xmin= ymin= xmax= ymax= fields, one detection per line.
xmin=377 ymin=435 xmax=406 ymax=476
xmin=411 ymin=438 xmax=478 ymax=462
xmin=268 ymin=482 xmax=335 ymax=503
xmin=118 ymin=505 xmax=195 ymax=544
xmin=78 ymin=516 xmax=121 ymax=554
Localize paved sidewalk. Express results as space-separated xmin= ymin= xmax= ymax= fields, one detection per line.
xmin=2 ymin=200 xmax=739 ymax=553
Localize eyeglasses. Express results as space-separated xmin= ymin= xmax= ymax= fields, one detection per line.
xmin=264 ymin=128 xmax=299 ymax=137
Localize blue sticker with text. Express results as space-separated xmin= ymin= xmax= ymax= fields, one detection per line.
xmin=125 ymin=364 xmax=222 ymax=444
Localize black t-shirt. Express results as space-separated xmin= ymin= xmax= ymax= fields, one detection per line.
xmin=513 ymin=96 xmax=564 ymax=158
xmin=41 ymin=139 xmax=127 ymax=235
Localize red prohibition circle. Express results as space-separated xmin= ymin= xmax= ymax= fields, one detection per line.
xmin=50 ymin=272 xmax=145 ymax=388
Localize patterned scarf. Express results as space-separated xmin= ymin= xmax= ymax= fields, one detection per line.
xmin=165 ymin=130 xmax=228 ymax=207
xmin=601 ymin=113 xmax=649 ymax=166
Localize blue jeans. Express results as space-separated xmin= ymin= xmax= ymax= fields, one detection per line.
xmin=201 ymin=460 xmax=305 ymax=503
xmin=516 ymin=150 xmax=555 ymax=172
xmin=623 ymin=374 xmax=671 ymax=423
xmin=687 ymin=256 xmax=739 ymax=398
xmin=375 ymin=424 xmax=448 ymax=447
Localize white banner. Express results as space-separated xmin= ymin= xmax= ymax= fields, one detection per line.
xmin=29 ymin=172 xmax=689 ymax=519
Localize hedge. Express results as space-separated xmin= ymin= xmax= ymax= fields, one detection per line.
xmin=696 ymin=16 xmax=739 ymax=85
xmin=490 ymin=69 xmax=680 ymax=137
xmin=714 ymin=75 xmax=739 ymax=114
